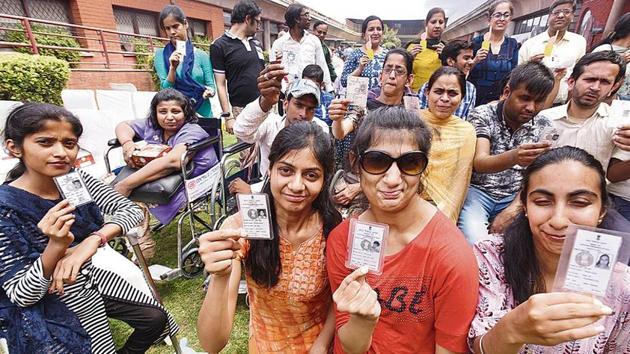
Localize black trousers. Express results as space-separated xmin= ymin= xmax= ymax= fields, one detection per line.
xmin=103 ymin=297 xmax=168 ymax=354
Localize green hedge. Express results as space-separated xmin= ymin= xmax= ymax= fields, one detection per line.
xmin=4 ymin=24 xmax=81 ymax=67
xmin=0 ymin=54 xmax=69 ymax=105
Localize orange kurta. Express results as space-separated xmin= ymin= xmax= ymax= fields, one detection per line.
xmin=244 ymin=230 xmax=331 ymax=353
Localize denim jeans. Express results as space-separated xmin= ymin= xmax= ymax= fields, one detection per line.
xmin=610 ymin=194 xmax=630 ymax=222
xmin=457 ymin=186 xmax=516 ymax=244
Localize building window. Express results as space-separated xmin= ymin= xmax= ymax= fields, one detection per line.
xmin=113 ymin=7 xmax=159 ymax=37
xmin=513 ymin=12 xmax=549 ymax=36
xmin=223 ymin=11 xmax=231 ymax=31
xmin=189 ymin=18 xmax=207 ymax=38
xmin=0 ymin=0 xmax=71 ymax=22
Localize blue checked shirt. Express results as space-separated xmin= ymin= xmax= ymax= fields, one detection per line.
xmin=418 ymin=80 xmax=477 ymax=119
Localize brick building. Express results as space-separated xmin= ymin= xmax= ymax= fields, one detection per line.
xmin=0 ymin=0 xmax=359 ymax=90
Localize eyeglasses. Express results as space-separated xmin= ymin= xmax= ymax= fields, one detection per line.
xmin=382 ymin=66 xmax=408 ymax=77
xmin=551 ymin=9 xmax=573 ymax=16
xmin=359 ymin=150 xmax=428 ymax=176
xmin=491 ymin=12 xmax=511 ymax=20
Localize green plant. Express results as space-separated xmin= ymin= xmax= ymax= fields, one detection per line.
xmin=192 ymin=34 xmax=211 ymax=54
xmin=382 ymin=25 xmax=401 ymax=49
xmin=4 ymin=24 xmax=81 ymax=67
xmin=0 ymin=54 xmax=69 ymax=105
xmin=132 ymin=37 xmax=163 ymax=70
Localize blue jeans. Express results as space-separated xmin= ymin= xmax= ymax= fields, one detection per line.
xmin=610 ymin=194 xmax=630 ymax=222
xmin=457 ymin=186 xmax=516 ymax=245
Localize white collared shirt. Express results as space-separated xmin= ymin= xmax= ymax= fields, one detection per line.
xmin=519 ymin=31 xmax=586 ymax=103
xmin=270 ymin=31 xmax=333 ymax=92
xmin=233 ymin=98 xmax=329 ymax=175
xmin=541 ymin=102 xmax=630 ymax=172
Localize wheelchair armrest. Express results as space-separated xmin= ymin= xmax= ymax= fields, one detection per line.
xmin=108 ymin=138 xmax=121 ymax=148
xmin=108 ymin=136 xmax=142 ymax=148
xmin=187 ymin=136 xmax=220 ymax=152
xmin=223 ymin=142 xmax=253 ymax=155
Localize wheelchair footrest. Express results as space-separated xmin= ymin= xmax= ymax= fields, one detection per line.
xmin=148 ymin=264 xmax=173 ymax=281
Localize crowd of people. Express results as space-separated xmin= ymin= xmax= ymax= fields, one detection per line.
xmin=1 ymin=0 xmax=630 ymax=353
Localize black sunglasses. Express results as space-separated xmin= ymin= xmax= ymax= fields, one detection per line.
xmin=359 ymin=150 xmax=428 ymax=176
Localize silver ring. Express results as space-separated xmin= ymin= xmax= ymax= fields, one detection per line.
xmin=264 ymin=73 xmax=270 ymax=80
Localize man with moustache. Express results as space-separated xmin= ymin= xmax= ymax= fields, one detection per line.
xmin=540 ymin=51 xmax=630 ymax=228
xmin=457 ymin=62 xmax=555 ymax=244
xmin=270 ymin=3 xmax=333 ymax=92
xmin=518 ymin=0 xmax=586 ymax=105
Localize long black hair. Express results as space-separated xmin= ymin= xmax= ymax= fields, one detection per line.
xmin=147 ymin=88 xmax=197 ymax=131
xmin=245 ymin=122 xmax=341 ymax=288
xmin=594 ymin=12 xmax=630 ymax=49
xmin=503 ymin=146 xmax=608 ymax=304
xmin=3 ymin=103 xmax=83 ymax=182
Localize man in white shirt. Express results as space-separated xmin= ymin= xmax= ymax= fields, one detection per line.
xmin=540 ymin=51 xmax=630 ymax=229
xmin=269 ymin=3 xmax=333 ymax=92
xmin=231 ymin=64 xmax=329 ymax=193
xmin=518 ymin=0 xmax=586 ymax=104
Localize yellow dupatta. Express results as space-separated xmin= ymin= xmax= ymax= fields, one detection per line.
xmin=420 ymin=109 xmax=477 ymax=223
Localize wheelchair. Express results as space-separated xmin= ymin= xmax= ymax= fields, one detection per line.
xmin=104 ymin=118 xmax=260 ymax=280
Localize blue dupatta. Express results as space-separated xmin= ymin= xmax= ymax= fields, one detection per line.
xmin=0 ymin=184 xmax=103 ymax=353
xmin=162 ymin=40 xmax=206 ymax=111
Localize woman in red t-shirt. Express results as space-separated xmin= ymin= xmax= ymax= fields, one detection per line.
xmin=326 ymin=107 xmax=479 ymax=354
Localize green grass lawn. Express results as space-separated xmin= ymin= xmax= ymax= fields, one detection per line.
xmin=110 ymin=132 xmax=250 ymax=354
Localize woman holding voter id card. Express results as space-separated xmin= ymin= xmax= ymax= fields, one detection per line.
xmin=406 ymin=7 xmax=447 ymax=92
xmin=154 ymin=5 xmax=216 ymax=118
xmin=326 ymin=107 xmax=479 ymax=354
xmin=197 ymin=122 xmax=342 ymax=353
xmin=469 ymin=147 xmax=630 ymax=354
xmin=0 ymin=103 xmax=177 ymax=353
xmin=340 ymin=15 xmax=388 ymax=91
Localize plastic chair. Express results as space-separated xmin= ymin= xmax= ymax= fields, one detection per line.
xmin=132 ymin=91 xmax=157 ymax=120
xmin=61 ymin=89 xmax=98 ymax=110
xmin=96 ymin=90 xmax=136 ymax=123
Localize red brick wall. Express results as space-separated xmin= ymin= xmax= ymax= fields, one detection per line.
xmin=110 ymin=0 xmax=223 ymax=40
xmin=577 ymin=0 xmax=628 ymax=49
xmin=67 ymin=70 xmax=155 ymax=91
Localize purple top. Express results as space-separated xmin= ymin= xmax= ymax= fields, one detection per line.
xmin=469 ymin=234 xmax=630 ymax=353
xmin=128 ymin=119 xmax=219 ymax=224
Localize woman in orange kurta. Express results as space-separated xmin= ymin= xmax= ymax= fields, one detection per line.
xmin=196 ymin=122 xmax=342 ymax=353
xmin=420 ymin=67 xmax=477 ymax=223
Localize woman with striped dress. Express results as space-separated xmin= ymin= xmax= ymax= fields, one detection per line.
xmin=0 ymin=103 xmax=178 ymax=353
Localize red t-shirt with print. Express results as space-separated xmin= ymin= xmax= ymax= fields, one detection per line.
xmin=326 ymin=211 xmax=479 ymax=354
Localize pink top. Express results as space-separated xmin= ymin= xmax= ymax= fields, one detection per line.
xmin=469 ymin=234 xmax=630 ymax=353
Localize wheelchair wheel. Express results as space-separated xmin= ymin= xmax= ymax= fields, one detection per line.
xmin=181 ymin=248 xmax=204 ymax=279
xmin=108 ymin=238 xmax=131 ymax=259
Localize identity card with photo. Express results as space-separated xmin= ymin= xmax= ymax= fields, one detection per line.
xmin=54 ymin=170 xmax=93 ymax=207
xmin=608 ymin=100 xmax=630 ymax=129
xmin=236 ymin=193 xmax=274 ymax=240
xmin=346 ymin=76 xmax=369 ymax=109
xmin=346 ymin=219 xmax=389 ymax=275
xmin=553 ymin=225 xmax=628 ymax=298
xmin=538 ymin=126 xmax=561 ymax=147
xmin=176 ymin=40 xmax=186 ymax=57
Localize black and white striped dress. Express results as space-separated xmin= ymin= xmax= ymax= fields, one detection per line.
xmin=0 ymin=170 xmax=178 ymax=353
